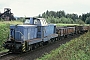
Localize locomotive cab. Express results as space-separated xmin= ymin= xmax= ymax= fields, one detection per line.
xmin=24 ymin=17 xmax=48 ymax=26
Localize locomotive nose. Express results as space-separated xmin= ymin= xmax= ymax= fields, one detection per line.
xmin=3 ymin=43 xmax=15 ymax=49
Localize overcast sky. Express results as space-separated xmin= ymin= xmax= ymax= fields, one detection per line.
xmin=0 ymin=0 xmax=90 ymax=17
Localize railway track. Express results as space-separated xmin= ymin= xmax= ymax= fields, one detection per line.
xmin=0 ymin=34 xmax=82 ymax=60
xmin=0 ymin=51 xmax=20 ymax=60
xmin=0 ymin=51 xmax=12 ymax=58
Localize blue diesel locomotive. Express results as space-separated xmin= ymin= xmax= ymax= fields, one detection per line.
xmin=3 ymin=17 xmax=58 ymax=52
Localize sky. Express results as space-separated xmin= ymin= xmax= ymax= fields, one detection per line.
xmin=0 ymin=0 xmax=90 ymax=17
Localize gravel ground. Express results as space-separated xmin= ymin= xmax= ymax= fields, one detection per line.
xmin=12 ymin=34 xmax=81 ymax=60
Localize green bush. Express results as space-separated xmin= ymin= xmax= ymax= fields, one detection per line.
xmin=0 ymin=21 xmax=23 ymax=52
xmin=0 ymin=24 xmax=10 ymax=51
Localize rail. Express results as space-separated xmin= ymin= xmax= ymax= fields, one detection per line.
xmin=0 ymin=51 xmax=12 ymax=58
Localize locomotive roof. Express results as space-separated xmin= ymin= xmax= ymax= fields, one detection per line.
xmin=10 ymin=25 xmax=37 ymax=28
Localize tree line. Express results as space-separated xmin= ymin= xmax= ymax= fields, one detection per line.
xmin=38 ymin=10 xmax=90 ymax=24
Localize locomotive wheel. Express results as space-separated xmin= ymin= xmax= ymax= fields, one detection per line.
xmin=56 ymin=37 xmax=58 ymax=41
xmin=34 ymin=43 xmax=38 ymax=49
xmin=52 ymin=38 xmax=54 ymax=42
xmin=52 ymin=38 xmax=55 ymax=42
xmin=39 ymin=42 xmax=43 ymax=46
xmin=29 ymin=45 xmax=33 ymax=51
xmin=34 ymin=43 xmax=39 ymax=48
xmin=51 ymin=38 xmax=53 ymax=42
xmin=48 ymin=40 xmax=52 ymax=43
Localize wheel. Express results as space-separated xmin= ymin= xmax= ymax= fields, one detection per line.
xmin=48 ymin=40 xmax=52 ymax=43
xmin=29 ymin=45 xmax=33 ymax=51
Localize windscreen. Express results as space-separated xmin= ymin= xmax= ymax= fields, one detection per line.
xmin=24 ymin=19 xmax=30 ymax=24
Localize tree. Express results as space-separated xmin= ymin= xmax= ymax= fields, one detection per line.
xmin=75 ymin=19 xmax=85 ymax=25
xmin=56 ymin=11 xmax=65 ymax=18
xmin=85 ymin=17 xmax=90 ymax=24
xmin=60 ymin=17 xmax=75 ymax=24
xmin=66 ymin=14 xmax=78 ymax=21
xmin=38 ymin=14 xmax=42 ymax=18
xmin=38 ymin=10 xmax=90 ymax=24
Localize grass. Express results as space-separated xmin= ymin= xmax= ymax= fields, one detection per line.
xmin=0 ymin=21 xmax=23 ymax=25
xmin=0 ymin=24 xmax=10 ymax=51
xmin=56 ymin=23 xmax=79 ymax=26
xmin=56 ymin=23 xmax=90 ymax=26
xmin=37 ymin=31 xmax=90 ymax=60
